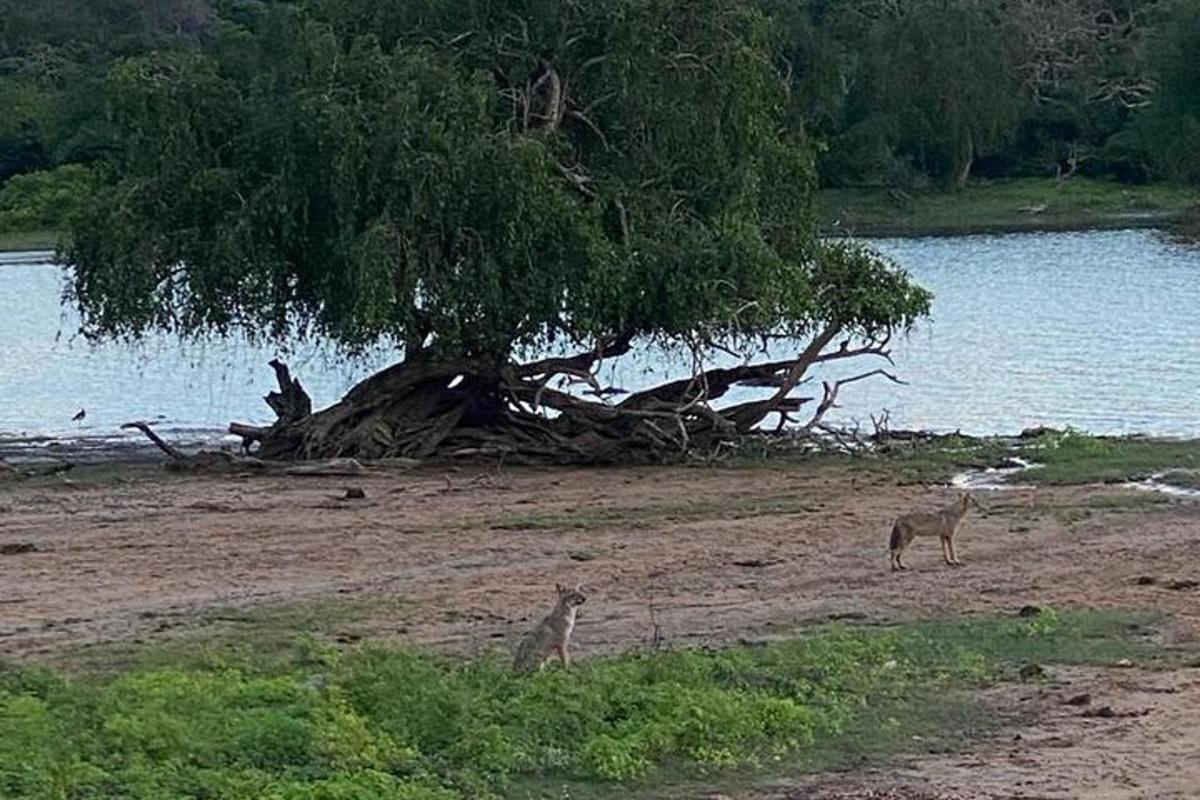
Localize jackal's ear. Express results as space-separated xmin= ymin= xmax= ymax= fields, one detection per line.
xmin=574 ymin=583 xmax=583 ymax=593
xmin=555 ymin=583 xmax=565 ymax=595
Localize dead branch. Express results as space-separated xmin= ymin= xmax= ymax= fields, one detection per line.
xmin=801 ymin=369 xmax=904 ymax=432
xmin=120 ymin=420 xmax=184 ymax=460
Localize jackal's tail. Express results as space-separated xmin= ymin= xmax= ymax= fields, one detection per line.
xmin=888 ymin=523 xmax=902 ymax=552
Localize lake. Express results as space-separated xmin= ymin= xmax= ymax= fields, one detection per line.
xmin=2 ymin=229 xmax=1198 ymax=443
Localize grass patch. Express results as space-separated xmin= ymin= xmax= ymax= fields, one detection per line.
xmin=1159 ymin=469 xmax=1200 ymax=491
xmin=718 ymin=434 xmax=1018 ymax=486
xmin=57 ymin=595 xmax=417 ymax=678
xmin=735 ymin=430 xmax=1200 ymax=490
xmin=0 ymin=228 xmax=58 ymax=252
xmin=471 ymin=493 xmax=823 ymax=533
xmin=0 ymin=610 xmax=1173 ymax=799
xmin=1014 ymin=430 xmax=1200 ymax=486
xmin=818 ymin=177 xmax=1198 ymax=237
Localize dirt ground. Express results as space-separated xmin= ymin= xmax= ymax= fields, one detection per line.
xmin=2 ymin=461 xmax=1200 ymax=798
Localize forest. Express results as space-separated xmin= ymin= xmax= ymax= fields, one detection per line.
xmin=2 ymin=0 xmax=1198 ymax=231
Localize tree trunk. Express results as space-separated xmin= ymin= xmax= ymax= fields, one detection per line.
xmin=954 ymin=128 xmax=974 ymax=190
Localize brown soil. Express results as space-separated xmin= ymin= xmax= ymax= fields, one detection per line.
xmin=2 ymin=462 xmax=1200 ymax=797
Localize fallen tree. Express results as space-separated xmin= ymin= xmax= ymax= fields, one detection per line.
xmin=229 ymin=321 xmax=905 ymax=463
xmin=69 ymin=0 xmax=930 ymax=463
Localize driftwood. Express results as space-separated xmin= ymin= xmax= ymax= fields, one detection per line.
xmin=121 ymin=420 xmax=265 ymax=473
xmin=122 ymin=420 xmax=378 ymax=476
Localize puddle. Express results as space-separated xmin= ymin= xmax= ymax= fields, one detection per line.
xmin=950 ymin=456 xmax=1040 ymax=491
xmin=951 ymin=459 xmax=1200 ymax=499
xmin=1124 ymin=474 xmax=1200 ymax=499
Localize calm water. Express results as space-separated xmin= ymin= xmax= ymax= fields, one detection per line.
xmin=2 ymin=229 xmax=1198 ymax=442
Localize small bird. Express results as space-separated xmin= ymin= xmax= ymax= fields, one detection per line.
xmin=72 ymin=409 xmax=86 ymax=422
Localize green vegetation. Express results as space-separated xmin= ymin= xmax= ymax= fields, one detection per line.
xmin=1021 ymin=430 xmax=1200 ymax=486
xmin=0 ymin=164 xmax=95 ymax=233
xmin=0 ymin=229 xmax=58 ymax=252
xmin=1159 ymin=470 xmax=1200 ymax=491
xmin=819 ymin=430 xmax=1200 ymax=488
xmin=0 ymin=610 xmax=1168 ymax=800
xmin=819 ymin=178 xmax=1198 ymax=237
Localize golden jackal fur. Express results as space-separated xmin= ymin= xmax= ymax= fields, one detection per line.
xmin=513 ymin=583 xmax=586 ymax=673
xmin=889 ymin=492 xmax=981 ymax=572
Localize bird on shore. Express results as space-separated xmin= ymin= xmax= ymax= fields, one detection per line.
xmin=72 ymin=409 xmax=86 ymax=422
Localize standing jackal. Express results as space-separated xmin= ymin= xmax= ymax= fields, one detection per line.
xmin=513 ymin=584 xmax=586 ymax=673
xmin=889 ymin=492 xmax=981 ymax=571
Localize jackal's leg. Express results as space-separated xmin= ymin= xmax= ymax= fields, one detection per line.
xmin=940 ymin=537 xmax=953 ymax=565
xmin=557 ymin=642 xmax=570 ymax=669
xmin=948 ymin=538 xmax=963 ymax=565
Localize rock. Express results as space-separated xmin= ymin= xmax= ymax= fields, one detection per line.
xmin=1063 ymin=693 xmax=1092 ymax=706
xmin=343 ymin=487 xmax=366 ymax=500
xmin=1020 ymin=426 xmax=1061 ymax=439
xmin=1116 ymin=658 xmax=1135 ymax=668
xmin=1017 ymin=605 xmax=1042 ymax=618
xmin=1083 ymin=705 xmax=1117 ymax=718
xmin=0 ymin=542 xmax=38 ymax=556
xmin=1019 ymin=662 xmax=1046 ymax=680
xmin=731 ymin=557 xmax=784 ymax=568
xmin=1167 ymin=579 xmax=1198 ymax=591
xmin=1135 ymin=575 xmax=1158 ymax=586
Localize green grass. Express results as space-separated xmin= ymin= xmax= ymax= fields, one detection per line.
xmin=59 ymin=595 xmax=418 ymax=678
xmin=818 ymin=177 xmax=1198 ymax=237
xmin=1159 ymin=469 xmax=1200 ymax=491
xmin=1016 ymin=430 xmax=1200 ymax=486
xmin=0 ymin=228 xmax=59 ymax=252
xmin=766 ymin=430 xmax=1200 ymax=489
xmin=0 ymin=609 xmax=1174 ymax=800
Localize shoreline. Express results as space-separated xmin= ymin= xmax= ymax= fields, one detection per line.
xmin=0 ymin=216 xmax=1181 ymax=254
xmin=5 ymin=177 xmax=1198 ymax=252
xmin=819 ymin=210 xmax=1182 ymax=239
xmin=817 ymin=177 xmax=1196 ymax=239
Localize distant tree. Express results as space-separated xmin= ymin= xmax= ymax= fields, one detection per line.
xmin=1137 ymin=0 xmax=1200 ymax=183
xmin=781 ymin=0 xmax=1023 ymax=188
xmin=68 ymin=0 xmax=930 ymax=462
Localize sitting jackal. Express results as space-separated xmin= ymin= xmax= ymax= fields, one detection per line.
xmin=889 ymin=492 xmax=981 ymax=572
xmin=513 ymin=584 xmax=586 ymax=673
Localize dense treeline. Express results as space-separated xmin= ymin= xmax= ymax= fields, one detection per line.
xmin=1 ymin=0 xmax=1197 ymax=227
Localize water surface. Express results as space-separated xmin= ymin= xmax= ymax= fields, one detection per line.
xmin=1 ymin=229 xmax=1197 ymax=442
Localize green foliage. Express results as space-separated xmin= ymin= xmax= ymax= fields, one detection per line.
xmin=1019 ymin=429 xmax=1200 ymax=485
xmin=818 ymin=178 xmax=1197 ymax=237
xmin=0 ymin=163 xmax=96 ymax=231
xmin=1138 ymin=0 xmax=1200 ymax=183
xmin=0 ymin=611 xmax=1161 ymax=799
xmin=63 ymin=0 xmax=929 ymax=356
